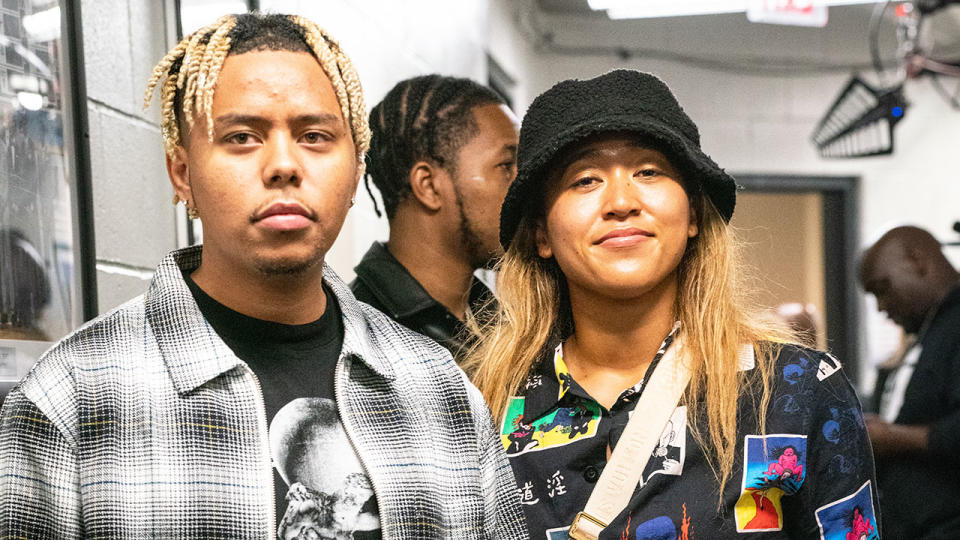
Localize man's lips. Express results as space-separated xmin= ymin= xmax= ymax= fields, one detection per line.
xmin=595 ymin=227 xmax=654 ymax=247
xmin=252 ymin=202 xmax=315 ymax=231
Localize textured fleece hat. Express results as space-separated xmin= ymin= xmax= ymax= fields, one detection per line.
xmin=499 ymin=69 xmax=737 ymax=249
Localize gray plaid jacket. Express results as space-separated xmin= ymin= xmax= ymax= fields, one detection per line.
xmin=0 ymin=246 xmax=527 ymax=539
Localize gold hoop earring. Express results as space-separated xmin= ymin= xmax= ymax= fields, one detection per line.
xmin=350 ymin=197 xmax=356 ymax=208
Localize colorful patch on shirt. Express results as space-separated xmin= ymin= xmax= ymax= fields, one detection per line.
xmin=815 ymin=481 xmax=879 ymax=540
xmin=735 ymin=434 xmax=808 ymax=532
xmin=621 ymin=503 xmax=693 ymax=540
xmin=544 ymin=526 xmax=569 ymax=539
xmin=816 ymin=354 xmax=842 ymax=381
xmin=639 ymin=406 xmax=687 ymax=487
xmin=500 ymin=396 xmax=602 ymax=456
xmin=735 ymin=488 xmax=786 ymax=532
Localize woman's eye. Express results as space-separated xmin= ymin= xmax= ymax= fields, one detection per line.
xmin=637 ymin=168 xmax=661 ymax=178
xmin=572 ymin=176 xmax=599 ymax=187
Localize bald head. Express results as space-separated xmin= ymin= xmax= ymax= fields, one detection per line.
xmin=860 ymin=226 xmax=959 ymax=333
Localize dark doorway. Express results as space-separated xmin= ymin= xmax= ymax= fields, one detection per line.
xmin=736 ymin=175 xmax=861 ymax=383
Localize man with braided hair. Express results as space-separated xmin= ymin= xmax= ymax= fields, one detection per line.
xmin=352 ymin=75 xmax=519 ymax=362
xmin=0 ymin=13 xmax=526 ymax=539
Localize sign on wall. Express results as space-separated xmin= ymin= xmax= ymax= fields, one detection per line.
xmin=747 ymin=0 xmax=830 ymax=27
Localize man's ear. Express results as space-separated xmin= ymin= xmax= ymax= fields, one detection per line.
xmin=535 ymin=220 xmax=553 ymax=259
xmin=166 ymin=146 xmax=192 ymax=205
xmin=905 ymin=245 xmax=929 ymax=277
xmin=408 ymin=161 xmax=445 ymax=212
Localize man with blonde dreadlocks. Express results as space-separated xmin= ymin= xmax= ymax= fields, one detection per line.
xmin=351 ymin=75 xmax=520 ymax=363
xmin=0 ymin=13 xmax=527 ymax=540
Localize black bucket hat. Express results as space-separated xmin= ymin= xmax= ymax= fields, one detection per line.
xmin=499 ymin=69 xmax=737 ymax=250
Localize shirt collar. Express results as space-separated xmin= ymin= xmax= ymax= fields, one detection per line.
xmin=520 ymin=322 xmax=681 ymax=422
xmin=148 ymin=246 xmax=395 ymax=396
xmin=352 ymin=242 xmax=441 ymax=319
xmin=353 ymin=241 xmax=495 ymax=321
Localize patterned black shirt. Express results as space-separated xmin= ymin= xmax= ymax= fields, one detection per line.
xmin=502 ymin=333 xmax=880 ymax=540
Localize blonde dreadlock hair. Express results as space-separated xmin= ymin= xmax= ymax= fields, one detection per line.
xmin=143 ymin=13 xmax=370 ymax=176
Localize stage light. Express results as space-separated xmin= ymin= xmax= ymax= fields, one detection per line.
xmin=811 ymin=76 xmax=908 ymax=158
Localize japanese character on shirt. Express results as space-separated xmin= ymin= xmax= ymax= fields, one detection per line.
xmin=547 ymin=471 xmax=567 ymax=498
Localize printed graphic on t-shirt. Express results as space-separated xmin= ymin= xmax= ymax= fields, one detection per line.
xmin=639 ymin=405 xmax=687 ymax=487
xmin=735 ymin=434 xmax=808 ymax=532
xmin=270 ymin=398 xmax=381 ymax=539
xmin=815 ymin=481 xmax=879 ymax=540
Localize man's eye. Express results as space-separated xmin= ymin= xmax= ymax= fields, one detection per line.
xmin=302 ymin=132 xmax=330 ymax=144
xmin=637 ymin=168 xmax=661 ymax=177
xmin=226 ymin=133 xmax=252 ymax=144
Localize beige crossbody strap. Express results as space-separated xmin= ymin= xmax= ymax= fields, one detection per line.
xmin=568 ymin=337 xmax=692 ymax=540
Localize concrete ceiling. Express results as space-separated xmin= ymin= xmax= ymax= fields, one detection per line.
xmin=524 ymin=0 xmax=897 ymax=72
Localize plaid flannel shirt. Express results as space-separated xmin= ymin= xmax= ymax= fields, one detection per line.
xmin=0 ymin=246 xmax=527 ymax=539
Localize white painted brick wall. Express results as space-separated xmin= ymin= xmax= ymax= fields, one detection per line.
xmin=81 ymin=0 xmax=172 ymax=312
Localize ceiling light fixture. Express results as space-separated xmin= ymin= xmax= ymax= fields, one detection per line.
xmin=587 ymin=0 xmax=881 ymax=20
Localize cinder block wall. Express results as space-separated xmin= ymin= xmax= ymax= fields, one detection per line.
xmin=81 ymin=0 xmax=175 ymax=313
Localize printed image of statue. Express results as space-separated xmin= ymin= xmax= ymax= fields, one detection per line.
xmin=270 ymin=398 xmax=381 ymax=540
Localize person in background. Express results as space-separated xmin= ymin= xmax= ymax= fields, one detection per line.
xmin=0 ymin=229 xmax=51 ymax=341
xmin=860 ymin=225 xmax=960 ymax=539
xmin=0 ymin=13 xmax=526 ymax=539
xmin=468 ymin=69 xmax=879 ymax=539
xmin=352 ymin=75 xmax=519 ymax=362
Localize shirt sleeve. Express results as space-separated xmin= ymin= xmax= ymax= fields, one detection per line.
xmin=465 ymin=381 xmax=529 ymax=540
xmin=799 ymin=356 xmax=881 ymax=538
xmin=0 ymin=388 xmax=83 ymax=538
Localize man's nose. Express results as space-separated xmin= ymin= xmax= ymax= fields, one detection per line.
xmin=263 ymin=136 xmax=302 ymax=186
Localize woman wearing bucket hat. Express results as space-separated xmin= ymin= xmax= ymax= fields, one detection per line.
xmin=466 ymin=70 xmax=879 ymax=540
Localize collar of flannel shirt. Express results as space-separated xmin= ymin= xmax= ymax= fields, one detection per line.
xmin=149 ymin=246 xmax=397 ymax=395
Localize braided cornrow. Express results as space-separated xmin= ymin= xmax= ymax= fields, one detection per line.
xmin=364 ymin=75 xmax=504 ymax=219
xmin=143 ymin=12 xmax=370 ymax=175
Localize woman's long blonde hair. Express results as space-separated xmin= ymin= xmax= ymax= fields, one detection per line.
xmin=465 ymin=191 xmax=795 ymax=496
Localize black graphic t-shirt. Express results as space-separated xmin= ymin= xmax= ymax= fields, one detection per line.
xmin=184 ymin=271 xmax=382 ymax=540
xmin=502 ymin=332 xmax=880 ymax=540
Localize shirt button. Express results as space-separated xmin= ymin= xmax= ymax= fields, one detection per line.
xmin=583 ymin=465 xmax=601 ymax=483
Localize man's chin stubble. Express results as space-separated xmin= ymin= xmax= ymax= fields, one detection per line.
xmin=254 ymin=255 xmax=322 ymax=277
